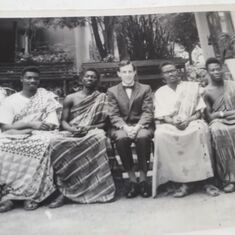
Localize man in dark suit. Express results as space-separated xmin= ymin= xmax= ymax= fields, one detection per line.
xmin=107 ymin=60 xmax=154 ymax=198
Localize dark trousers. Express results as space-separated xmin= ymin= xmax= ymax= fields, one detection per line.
xmin=111 ymin=128 xmax=153 ymax=172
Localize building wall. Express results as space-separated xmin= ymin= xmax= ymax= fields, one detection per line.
xmin=195 ymin=11 xmax=235 ymax=62
xmin=43 ymin=24 xmax=92 ymax=72
xmin=194 ymin=12 xmax=215 ymax=61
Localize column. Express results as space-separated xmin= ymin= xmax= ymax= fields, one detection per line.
xmin=194 ymin=12 xmax=215 ymax=61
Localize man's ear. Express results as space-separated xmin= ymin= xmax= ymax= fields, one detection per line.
xmin=117 ymin=71 xmax=120 ymax=78
xmin=20 ymin=76 xmax=23 ymax=83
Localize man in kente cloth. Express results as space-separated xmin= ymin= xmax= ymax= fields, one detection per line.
xmin=204 ymin=57 xmax=235 ymax=193
xmin=48 ymin=68 xmax=116 ymax=208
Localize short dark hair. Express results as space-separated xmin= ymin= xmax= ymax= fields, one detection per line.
xmin=82 ymin=68 xmax=100 ymax=80
xmin=22 ymin=66 xmax=40 ymax=76
xmin=159 ymin=61 xmax=176 ymax=72
xmin=205 ymin=57 xmax=221 ymax=70
xmin=118 ymin=60 xmax=136 ymax=71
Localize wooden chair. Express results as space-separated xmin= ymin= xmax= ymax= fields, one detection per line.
xmin=110 ymin=139 xmax=154 ymax=179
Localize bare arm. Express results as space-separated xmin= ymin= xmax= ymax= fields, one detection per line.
xmin=61 ymin=95 xmax=78 ymax=132
xmin=203 ymin=91 xmax=217 ymax=122
xmin=204 ymin=92 xmax=235 ymax=121
xmin=1 ymin=120 xmax=53 ymax=132
xmin=1 ymin=122 xmax=33 ymax=131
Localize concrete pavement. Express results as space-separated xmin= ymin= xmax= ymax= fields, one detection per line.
xmin=1 ymin=189 xmax=235 ymax=235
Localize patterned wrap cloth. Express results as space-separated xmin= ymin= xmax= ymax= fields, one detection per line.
xmin=0 ymin=88 xmax=61 ymax=202
xmin=209 ymin=80 xmax=235 ymax=183
xmin=50 ymin=91 xmax=116 ymax=203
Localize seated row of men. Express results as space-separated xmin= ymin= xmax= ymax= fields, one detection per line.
xmin=0 ymin=57 xmax=233 ymax=213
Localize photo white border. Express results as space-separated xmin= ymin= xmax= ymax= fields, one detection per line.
xmin=1 ymin=1 xmax=235 ymax=235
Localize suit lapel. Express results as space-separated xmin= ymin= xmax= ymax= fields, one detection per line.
xmin=129 ymin=82 xmax=140 ymax=112
xmin=118 ymin=83 xmax=130 ymax=110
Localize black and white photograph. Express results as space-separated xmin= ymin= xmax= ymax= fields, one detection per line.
xmin=1 ymin=2 xmax=235 ymax=235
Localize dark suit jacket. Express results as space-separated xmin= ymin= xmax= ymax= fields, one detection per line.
xmin=107 ymin=82 xmax=154 ymax=129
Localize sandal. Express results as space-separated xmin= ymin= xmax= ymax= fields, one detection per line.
xmin=173 ymin=184 xmax=191 ymax=198
xmin=204 ymin=184 xmax=220 ymax=197
xmin=0 ymin=200 xmax=14 ymax=213
xmin=24 ymin=200 xmax=39 ymax=211
xmin=48 ymin=194 xmax=65 ymax=209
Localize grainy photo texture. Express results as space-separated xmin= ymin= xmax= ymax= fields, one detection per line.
xmin=1 ymin=11 xmax=235 ymax=235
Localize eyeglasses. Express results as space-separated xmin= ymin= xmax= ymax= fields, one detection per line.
xmin=162 ymin=69 xmax=177 ymax=75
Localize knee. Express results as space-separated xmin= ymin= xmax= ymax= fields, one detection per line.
xmin=136 ymin=129 xmax=152 ymax=141
xmin=113 ymin=130 xmax=129 ymax=142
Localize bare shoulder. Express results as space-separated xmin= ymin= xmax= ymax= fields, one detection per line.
xmin=63 ymin=92 xmax=81 ymax=106
xmin=204 ymin=85 xmax=214 ymax=97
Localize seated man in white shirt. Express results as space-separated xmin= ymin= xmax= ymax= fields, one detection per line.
xmin=0 ymin=66 xmax=61 ymax=212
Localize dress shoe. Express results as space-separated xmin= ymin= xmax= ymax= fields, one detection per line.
xmin=139 ymin=181 xmax=151 ymax=198
xmin=48 ymin=194 xmax=65 ymax=209
xmin=126 ymin=182 xmax=139 ymax=198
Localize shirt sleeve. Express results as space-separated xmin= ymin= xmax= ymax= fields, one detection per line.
xmin=195 ymin=97 xmax=206 ymax=112
xmin=45 ymin=111 xmax=60 ymax=127
xmin=0 ymin=99 xmax=15 ymax=125
xmin=154 ymin=89 xmax=175 ymax=119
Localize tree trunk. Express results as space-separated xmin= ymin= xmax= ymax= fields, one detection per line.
xmin=24 ymin=32 xmax=29 ymax=55
xmin=188 ymin=49 xmax=193 ymax=65
xmin=103 ymin=16 xmax=114 ymax=55
xmin=116 ymin=34 xmax=130 ymax=60
xmin=91 ymin=17 xmax=107 ymax=59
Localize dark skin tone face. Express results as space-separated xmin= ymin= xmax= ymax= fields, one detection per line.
xmin=161 ymin=64 xmax=179 ymax=89
xmin=20 ymin=71 xmax=40 ymax=97
xmin=81 ymin=71 xmax=99 ymax=90
xmin=207 ymin=63 xmax=223 ymax=84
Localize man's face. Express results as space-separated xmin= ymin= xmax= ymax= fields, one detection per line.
xmin=82 ymin=70 xmax=98 ymax=89
xmin=117 ymin=64 xmax=136 ymax=85
xmin=161 ymin=64 xmax=178 ymax=84
xmin=21 ymin=71 xmax=40 ymax=91
xmin=207 ymin=63 xmax=223 ymax=82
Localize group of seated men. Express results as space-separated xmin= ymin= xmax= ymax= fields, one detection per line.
xmin=0 ymin=57 xmax=234 ymax=213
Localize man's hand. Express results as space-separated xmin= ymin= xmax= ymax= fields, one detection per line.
xmin=225 ymin=114 xmax=235 ymax=121
xmin=30 ymin=121 xmax=52 ymax=131
xmin=72 ymin=126 xmax=88 ymax=137
xmin=176 ymin=120 xmax=190 ymax=130
xmin=123 ymin=124 xmax=142 ymax=139
xmin=172 ymin=116 xmax=182 ymax=126
xmin=123 ymin=125 xmax=135 ymax=139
